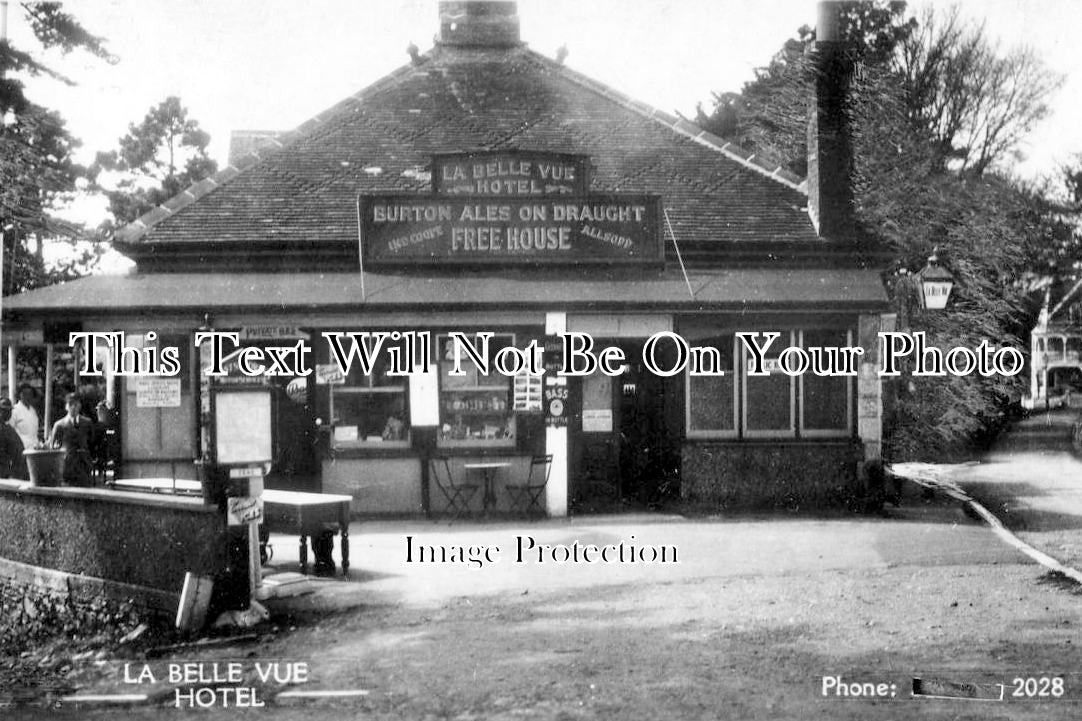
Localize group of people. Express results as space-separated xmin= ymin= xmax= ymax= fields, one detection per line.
xmin=0 ymin=385 xmax=114 ymax=486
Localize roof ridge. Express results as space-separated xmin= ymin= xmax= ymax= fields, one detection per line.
xmin=114 ymin=57 xmax=427 ymax=246
xmin=522 ymin=49 xmax=807 ymax=195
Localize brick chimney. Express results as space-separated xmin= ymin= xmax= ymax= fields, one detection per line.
xmin=806 ymin=1 xmax=856 ymax=240
xmin=439 ymin=1 xmax=521 ymax=47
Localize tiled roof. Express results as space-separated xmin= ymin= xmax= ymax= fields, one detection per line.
xmin=115 ymin=44 xmax=818 ymax=255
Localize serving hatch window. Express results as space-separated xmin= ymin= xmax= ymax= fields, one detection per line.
xmin=329 ymin=344 xmax=409 ymax=447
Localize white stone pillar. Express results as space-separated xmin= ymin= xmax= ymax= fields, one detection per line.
xmin=5 ymin=345 xmax=12 ymax=401
xmin=43 ymin=344 xmax=54 ymax=433
xmin=857 ymin=313 xmax=886 ymax=461
xmin=544 ymin=312 xmax=568 ymax=517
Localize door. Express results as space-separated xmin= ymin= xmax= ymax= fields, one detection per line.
xmin=265 ymin=376 xmax=321 ymax=492
xmin=570 ymin=339 xmax=680 ymax=512
xmin=571 ymin=366 xmax=620 ymax=511
xmin=617 ymin=345 xmax=677 ymax=506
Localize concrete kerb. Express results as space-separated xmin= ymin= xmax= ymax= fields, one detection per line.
xmin=889 ymin=462 xmax=1082 ymax=586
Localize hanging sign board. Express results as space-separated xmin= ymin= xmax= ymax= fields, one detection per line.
xmin=544 ymin=385 xmax=569 ymax=428
xmin=204 ymin=349 xmax=265 ymax=387
xmin=359 ymin=194 xmax=663 ymax=267
xmin=315 ymin=363 xmax=345 ymax=385
xmin=431 ymin=151 xmax=589 ymax=197
xmin=543 ymin=336 xmax=565 ymax=380
xmin=135 ymin=378 xmax=182 ymax=408
xmin=409 ymin=366 xmax=440 ymax=427
xmin=240 ymin=326 xmax=310 ymax=341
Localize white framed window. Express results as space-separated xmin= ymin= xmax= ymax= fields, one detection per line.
xmin=742 ymin=330 xmax=796 ymax=438
xmin=683 ymin=325 xmax=854 ymax=440
xmin=685 ymin=334 xmax=737 ymax=438
xmin=436 ymin=332 xmax=516 ymax=448
xmin=799 ymin=329 xmax=853 ymax=437
xmin=329 ymin=346 xmax=409 ymax=448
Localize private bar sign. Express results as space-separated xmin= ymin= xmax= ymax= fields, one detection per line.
xmin=359 ymin=194 xmax=663 ymax=266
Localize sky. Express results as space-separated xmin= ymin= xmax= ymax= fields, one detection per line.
xmin=6 ymin=0 xmax=1082 ymax=231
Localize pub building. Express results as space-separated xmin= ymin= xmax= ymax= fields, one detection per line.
xmin=3 ymin=1 xmax=890 ymax=516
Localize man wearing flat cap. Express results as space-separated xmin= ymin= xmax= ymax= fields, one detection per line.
xmin=0 ymin=398 xmax=27 ymax=479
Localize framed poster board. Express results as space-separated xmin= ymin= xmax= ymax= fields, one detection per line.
xmin=213 ymin=388 xmax=273 ymax=464
xmin=409 ymin=366 xmax=440 ymax=427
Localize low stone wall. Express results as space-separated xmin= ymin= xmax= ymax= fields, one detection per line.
xmin=680 ymin=440 xmax=865 ymax=511
xmin=0 ymin=481 xmax=233 ymax=615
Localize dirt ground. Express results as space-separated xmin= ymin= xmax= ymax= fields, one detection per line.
xmin=14 ymin=492 xmax=1082 ymax=721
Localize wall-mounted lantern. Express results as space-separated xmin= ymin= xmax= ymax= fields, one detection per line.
xmin=919 ymin=251 xmax=954 ymax=311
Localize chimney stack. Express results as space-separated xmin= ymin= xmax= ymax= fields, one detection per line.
xmin=439 ymin=1 xmax=521 ymax=47
xmin=807 ymin=1 xmax=856 ymax=241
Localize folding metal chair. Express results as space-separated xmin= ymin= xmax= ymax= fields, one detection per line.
xmin=430 ymin=456 xmax=479 ymax=520
xmin=505 ymin=454 xmax=552 ymax=518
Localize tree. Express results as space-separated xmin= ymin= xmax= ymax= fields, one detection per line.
xmin=898 ymin=7 xmax=1063 ymax=175
xmin=699 ymin=3 xmax=1062 ymax=179
xmin=90 ymin=96 xmax=218 ymax=227
xmin=1064 ymin=155 xmax=1082 ymax=206
xmin=0 ymin=2 xmax=113 ymax=293
xmin=697 ymin=1 xmax=1066 ymax=457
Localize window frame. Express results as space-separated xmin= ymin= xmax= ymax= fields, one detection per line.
xmin=435 ymin=332 xmax=517 ymax=449
xmin=741 ymin=330 xmax=797 ymax=439
xmin=684 ymin=335 xmax=738 ymax=440
xmin=798 ymin=329 xmax=854 ymax=438
xmin=682 ymin=325 xmax=856 ymax=441
xmin=328 ymin=335 xmax=411 ymax=449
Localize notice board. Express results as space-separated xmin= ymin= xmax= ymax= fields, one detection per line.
xmin=214 ymin=389 xmax=273 ymax=465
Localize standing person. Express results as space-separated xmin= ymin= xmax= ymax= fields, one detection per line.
xmin=0 ymin=398 xmax=27 ymax=479
xmin=90 ymin=401 xmax=119 ymax=484
xmin=10 ymin=385 xmax=40 ymax=450
xmin=48 ymin=393 xmax=93 ymax=487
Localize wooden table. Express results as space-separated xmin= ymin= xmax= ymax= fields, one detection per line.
xmin=462 ymin=461 xmax=512 ymax=514
xmin=262 ymin=489 xmax=351 ymax=575
xmin=108 ymin=479 xmax=351 ymax=575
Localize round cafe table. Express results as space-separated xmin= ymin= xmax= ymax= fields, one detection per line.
xmin=462 ymin=461 xmax=511 ymax=515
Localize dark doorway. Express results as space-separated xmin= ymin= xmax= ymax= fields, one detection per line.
xmin=617 ymin=346 xmax=675 ymax=505
xmin=265 ymin=377 xmax=321 ymax=492
xmin=570 ymin=339 xmax=680 ymax=513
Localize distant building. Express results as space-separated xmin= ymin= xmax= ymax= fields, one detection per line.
xmin=1026 ymin=279 xmax=1082 ymax=410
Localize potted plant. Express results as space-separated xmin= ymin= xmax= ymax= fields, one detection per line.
xmin=24 ymin=444 xmax=65 ymax=487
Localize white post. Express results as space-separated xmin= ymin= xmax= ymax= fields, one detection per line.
xmin=544 ymin=312 xmax=568 ymax=517
xmin=43 ymin=344 xmax=53 ymax=435
xmin=248 ymin=474 xmax=265 ymax=599
xmin=857 ymin=314 xmax=883 ymax=462
xmin=7 ymin=345 xmax=14 ymax=402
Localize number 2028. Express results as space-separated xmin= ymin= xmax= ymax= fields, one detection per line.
xmin=1011 ymin=677 xmax=1065 ymax=698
